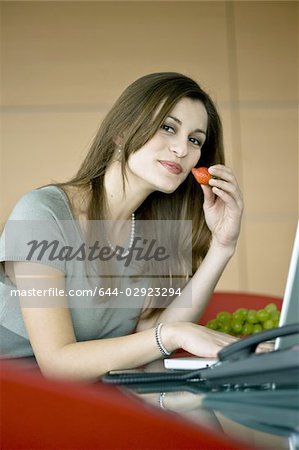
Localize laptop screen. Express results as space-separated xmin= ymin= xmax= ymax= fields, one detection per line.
xmin=275 ymin=221 xmax=299 ymax=350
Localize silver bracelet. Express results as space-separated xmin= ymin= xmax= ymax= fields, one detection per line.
xmin=159 ymin=392 xmax=166 ymax=409
xmin=155 ymin=322 xmax=171 ymax=357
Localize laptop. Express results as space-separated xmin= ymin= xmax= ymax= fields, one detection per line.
xmin=165 ymin=220 xmax=299 ymax=370
xmin=275 ymin=220 xmax=299 ymax=350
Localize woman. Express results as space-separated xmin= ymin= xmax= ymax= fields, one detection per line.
xmin=0 ymin=72 xmax=243 ymax=381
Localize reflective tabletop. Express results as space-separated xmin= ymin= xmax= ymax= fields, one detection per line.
xmin=109 ymin=359 xmax=299 ymax=450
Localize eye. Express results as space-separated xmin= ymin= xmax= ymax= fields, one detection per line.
xmin=160 ymin=124 xmax=175 ymax=133
xmin=189 ymin=137 xmax=203 ymax=147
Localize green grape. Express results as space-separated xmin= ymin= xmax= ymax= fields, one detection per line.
xmin=229 ymin=330 xmax=240 ymax=337
xmin=247 ymin=309 xmax=259 ymax=324
xmin=231 ymin=319 xmax=243 ymax=334
xmin=236 ymin=308 xmax=248 ymax=318
xmin=217 ymin=311 xmax=232 ymax=323
xmin=256 ymin=309 xmax=270 ymax=322
xmin=232 ymin=310 xmax=247 ymax=323
xmin=242 ymin=322 xmax=253 ymax=335
xmin=206 ymin=319 xmax=218 ymax=330
xmin=270 ymin=310 xmax=280 ymax=321
xmin=252 ymin=324 xmax=263 ymax=334
xmin=265 ymin=303 xmax=277 ymax=313
xmin=263 ymin=319 xmax=275 ymax=330
xmin=219 ymin=322 xmax=232 ymax=334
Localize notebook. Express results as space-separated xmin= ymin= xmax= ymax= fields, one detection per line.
xmin=165 ymin=220 xmax=299 ymax=370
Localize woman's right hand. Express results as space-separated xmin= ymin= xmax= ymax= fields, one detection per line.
xmin=163 ymin=322 xmax=238 ymax=357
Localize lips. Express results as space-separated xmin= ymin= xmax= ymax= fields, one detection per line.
xmin=159 ymin=160 xmax=183 ymax=175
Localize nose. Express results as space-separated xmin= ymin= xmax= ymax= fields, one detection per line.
xmin=168 ymin=137 xmax=188 ymax=158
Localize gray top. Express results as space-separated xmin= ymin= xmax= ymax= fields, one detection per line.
xmin=0 ymin=186 xmax=147 ymax=358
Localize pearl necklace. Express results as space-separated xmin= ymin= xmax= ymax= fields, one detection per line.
xmin=106 ymin=213 xmax=135 ymax=257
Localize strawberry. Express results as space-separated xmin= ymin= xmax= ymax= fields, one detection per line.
xmin=191 ymin=167 xmax=212 ymax=185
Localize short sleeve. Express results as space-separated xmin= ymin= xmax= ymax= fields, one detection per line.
xmin=0 ymin=188 xmax=73 ymax=273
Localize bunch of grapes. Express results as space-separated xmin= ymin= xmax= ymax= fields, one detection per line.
xmin=206 ymin=303 xmax=281 ymax=336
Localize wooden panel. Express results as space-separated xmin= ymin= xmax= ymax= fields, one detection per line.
xmin=245 ymin=220 xmax=298 ymax=297
xmin=240 ymin=107 xmax=298 ymax=217
xmin=1 ymin=2 xmax=230 ymax=107
xmin=1 ymin=111 xmax=105 ymax=223
xmin=234 ymin=2 xmax=297 ymax=102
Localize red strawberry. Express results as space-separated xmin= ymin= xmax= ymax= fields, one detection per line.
xmin=191 ymin=167 xmax=212 ymax=185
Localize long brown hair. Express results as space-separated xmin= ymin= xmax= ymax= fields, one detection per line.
xmin=45 ymin=72 xmax=225 ymax=317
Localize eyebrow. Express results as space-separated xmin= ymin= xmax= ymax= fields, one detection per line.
xmin=167 ymin=115 xmax=207 ymax=136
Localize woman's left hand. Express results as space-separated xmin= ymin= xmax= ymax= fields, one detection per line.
xmin=200 ymin=165 xmax=244 ymax=250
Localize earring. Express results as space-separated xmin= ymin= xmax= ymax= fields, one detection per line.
xmin=111 ymin=145 xmax=122 ymax=163
xmin=117 ymin=145 xmax=122 ymax=160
